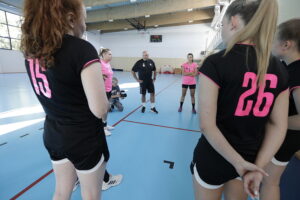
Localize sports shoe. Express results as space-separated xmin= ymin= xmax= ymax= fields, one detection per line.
xmin=106 ymin=125 xmax=115 ymax=131
xmin=178 ymin=106 xmax=182 ymax=112
xmin=192 ymin=108 xmax=197 ymax=114
xmin=102 ymin=174 xmax=123 ymax=191
xmin=151 ymin=107 xmax=159 ymax=114
xmin=72 ymin=178 xmax=80 ymax=192
xmin=141 ymin=106 xmax=146 ymax=113
xmin=104 ymin=129 xmax=112 ymax=136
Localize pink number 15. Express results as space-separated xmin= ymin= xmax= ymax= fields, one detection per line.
xmin=28 ymin=59 xmax=52 ymax=98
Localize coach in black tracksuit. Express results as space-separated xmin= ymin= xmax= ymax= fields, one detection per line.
xmin=132 ymin=51 xmax=159 ymax=114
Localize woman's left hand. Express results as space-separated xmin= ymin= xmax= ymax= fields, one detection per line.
xmin=103 ymin=74 xmax=108 ymax=80
xmin=243 ymin=171 xmax=263 ymax=199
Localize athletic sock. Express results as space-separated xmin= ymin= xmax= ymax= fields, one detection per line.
xmin=104 ymin=171 xmax=110 ymax=183
xmin=151 ymin=103 xmax=155 ymax=108
xmin=180 ymin=102 xmax=183 ymax=107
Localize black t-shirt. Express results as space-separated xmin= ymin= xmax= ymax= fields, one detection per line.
xmin=200 ymin=44 xmax=289 ymax=154
xmin=287 ymin=60 xmax=300 ymax=133
xmin=25 ymin=35 xmax=105 ymax=150
xmin=132 ymin=59 xmax=156 ymax=81
xmin=111 ymin=85 xmax=121 ymax=100
xmin=25 ymin=34 xmax=101 ymax=123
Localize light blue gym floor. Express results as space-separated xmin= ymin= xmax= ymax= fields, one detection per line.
xmin=0 ymin=72 xmax=299 ymax=200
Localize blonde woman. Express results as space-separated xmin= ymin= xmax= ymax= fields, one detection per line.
xmin=191 ymin=0 xmax=289 ymax=199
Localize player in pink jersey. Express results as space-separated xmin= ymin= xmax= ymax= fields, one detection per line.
xmin=178 ymin=53 xmax=199 ymax=113
xmin=99 ymin=48 xmax=115 ymax=136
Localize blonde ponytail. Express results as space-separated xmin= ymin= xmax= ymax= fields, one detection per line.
xmin=224 ymin=0 xmax=278 ymax=85
xmin=99 ymin=48 xmax=110 ymax=58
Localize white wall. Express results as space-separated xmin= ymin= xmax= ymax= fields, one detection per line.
xmin=0 ymin=49 xmax=25 ymax=73
xmin=100 ymin=24 xmax=212 ymax=59
xmin=86 ymin=31 xmax=102 ymax=52
xmin=278 ymin=0 xmax=300 ymax=24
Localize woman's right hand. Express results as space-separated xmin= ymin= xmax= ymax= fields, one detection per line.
xmin=234 ymin=159 xmax=268 ymax=178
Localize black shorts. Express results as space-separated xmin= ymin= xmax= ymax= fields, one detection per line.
xmin=106 ymin=91 xmax=112 ymax=100
xmin=43 ymin=116 xmax=110 ymax=171
xmin=273 ymin=131 xmax=300 ymax=166
xmin=182 ymin=84 xmax=196 ymax=89
xmin=190 ymin=137 xmax=256 ymax=189
xmin=140 ymin=81 xmax=155 ymax=95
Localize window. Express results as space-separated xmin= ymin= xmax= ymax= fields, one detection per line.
xmin=0 ymin=10 xmax=6 ymax=23
xmin=11 ymin=39 xmax=21 ymax=50
xmin=0 ymin=37 xmax=10 ymax=49
xmin=0 ymin=10 xmax=22 ymax=50
xmin=9 ymin=26 xmax=21 ymax=39
xmin=0 ymin=24 xmax=9 ymax=37
xmin=6 ymin=12 xmax=21 ymax=27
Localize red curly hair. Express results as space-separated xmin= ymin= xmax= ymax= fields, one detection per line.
xmin=21 ymin=0 xmax=83 ymax=69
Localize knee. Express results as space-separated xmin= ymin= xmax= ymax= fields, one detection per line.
xmin=81 ymin=191 xmax=99 ymax=200
xmin=54 ymin=190 xmax=71 ymax=200
xmin=262 ymin=175 xmax=281 ymax=187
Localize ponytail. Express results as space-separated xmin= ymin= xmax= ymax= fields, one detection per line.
xmin=224 ymin=0 xmax=278 ymax=85
xmin=99 ymin=48 xmax=110 ymax=58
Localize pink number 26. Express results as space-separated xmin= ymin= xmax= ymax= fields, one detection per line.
xmin=28 ymin=59 xmax=52 ymax=98
xmin=235 ymin=72 xmax=278 ymax=117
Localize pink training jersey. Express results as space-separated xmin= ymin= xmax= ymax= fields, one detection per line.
xmin=100 ymin=59 xmax=113 ymax=92
xmin=182 ymin=62 xmax=198 ymax=85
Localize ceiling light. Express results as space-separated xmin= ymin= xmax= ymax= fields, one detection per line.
xmin=154 ymin=25 xmax=159 ymax=27
xmin=188 ymin=20 xmax=194 ymax=23
xmin=124 ymin=28 xmax=128 ymax=30
xmin=145 ymin=15 xmax=150 ymax=18
xmin=108 ymin=19 xmax=114 ymax=22
xmin=86 ymin=6 xmax=92 ymax=9
xmin=187 ymin=8 xmax=193 ymax=12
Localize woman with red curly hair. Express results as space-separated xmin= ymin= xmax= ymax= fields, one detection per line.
xmin=21 ymin=0 xmax=109 ymax=199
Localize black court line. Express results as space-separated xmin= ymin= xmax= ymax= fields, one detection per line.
xmin=123 ymin=120 xmax=200 ymax=133
xmin=20 ymin=134 xmax=29 ymax=138
xmin=163 ymin=160 xmax=175 ymax=169
xmin=10 ymin=77 xmax=180 ymax=199
xmin=0 ymin=142 xmax=7 ymax=146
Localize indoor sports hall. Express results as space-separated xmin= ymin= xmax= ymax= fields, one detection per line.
xmin=0 ymin=0 xmax=299 ymax=200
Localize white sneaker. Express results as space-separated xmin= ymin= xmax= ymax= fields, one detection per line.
xmin=104 ymin=129 xmax=112 ymax=136
xmin=106 ymin=125 xmax=115 ymax=131
xmin=102 ymin=174 xmax=123 ymax=191
xmin=72 ymin=178 xmax=80 ymax=192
